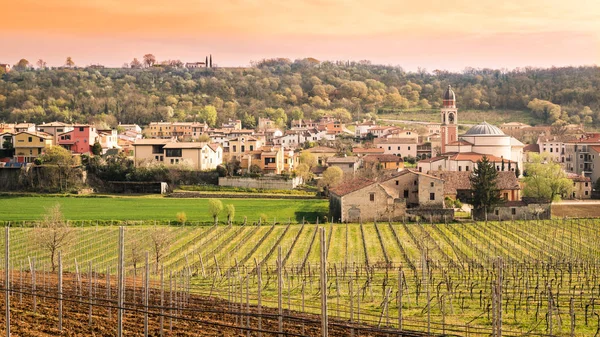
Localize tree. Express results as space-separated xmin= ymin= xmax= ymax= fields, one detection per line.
xmin=523 ymin=153 xmax=572 ymax=202
xmin=65 ymin=57 xmax=75 ymax=68
xmin=91 ymin=141 xmax=102 ymax=156
xmin=33 ymin=203 xmax=72 ymax=272
xmin=226 ymin=204 xmax=235 ymax=225
xmin=294 ymin=163 xmax=312 ymax=182
xmin=176 ymin=211 xmax=187 ymax=225
xmin=150 ymin=227 xmax=170 ymax=273
xmin=130 ymin=58 xmax=142 ymax=69
xmin=129 ymin=236 xmax=144 ymax=276
xmin=318 ymin=166 xmax=343 ymax=195
xmin=36 ymin=59 xmax=47 ymax=69
xmin=198 ymin=105 xmax=218 ymax=127
xmin=14 ymin=59 xmax=30 ymax=70
xmin=38 ymin=146 xmax=79 ymax=192
xmin=299 ymin=151 xmax=317 ymax=170
xmin=469 ymin=156 xmax=502 ymax=215
xmin=208 ymin=199 xmax=223 ymax=225
xmin=143 ymin=54 xmax=156 ymax=67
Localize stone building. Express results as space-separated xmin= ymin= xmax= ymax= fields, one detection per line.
xmin=329 ymin=170 xmax=450 ymax=222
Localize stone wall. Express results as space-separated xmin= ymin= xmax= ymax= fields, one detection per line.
xmin=474 ymin=202 xmax=552 ymax=221
xmin=218 ymin=176 xmax=302 ymax=190
xmin=333 ymin=184 xmax=407 ymax=223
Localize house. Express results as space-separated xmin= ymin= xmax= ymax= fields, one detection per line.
xmin=563 ymin=133 xmax=600 ymax=178
xmin=228 ymin=136 xmax=263 ymax=160
xmin=161 ymin=142 xmax=223 ymax=170
xmin=0 ymin=123 xmax=15 ymax=133
xmin=15 ymin=123 xmax=36 ymax=133
xmin=355 ymin=120 xmax=377 ymax=138
xmin=329 ymin=170 xmax=450 ymax=222
xmin=326 ymin=156 xmax=361 ymax=175
xmin=222 ymin=119 xmax=242 ymax=130
xmin=430 ymin=171 xmax=521 ymax=202
xmin=256 ymin=128 xmax=283 ymax=144
xmin=362 ymin=154 xmax=404 ymax=171
xmin=58 ymin=125 xmax=99 ymax=154
xmin=13 ymin=131 xmax=53 ymax=163
xmin=589 ymin=145 xmax=600 ymax=184
xmin=144 ymin=122 xmax=174 ymax=139
xmin=97 ymin=129 xmax=120 ymax=153
xmin=38 ymin=122 xmax=74 ymax=146
xmin=567 ymin=173 xmax=592 ymax=199
xmin=185 ymin=62 xmax=206 ymax=68
xmin=418 ymin=152 xmax=517 ymax=174
xmin=523 ymin=144 xmax=540 ymax=163
xmin=304 ymin=146 xmax=338 ymax=166
xmin=258 ymin=118 xmax=275 ymax=131
xmin=118 ymin=124 xmax=142 ymax=134
xmin=240 ymin=146 xmax=285 ymax=174
xmin=352 ymin=147 xmax=385 ymax=156
xmin=133 ymin=139 xmax=173 ymax=166
xmin=0 ymin=132 xmax=14 ymax=150
xmin=374 ymin=138 xmax=418 ymax=158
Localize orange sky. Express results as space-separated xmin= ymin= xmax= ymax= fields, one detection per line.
xmin=1 ymin=0 xmax=599 ymax=70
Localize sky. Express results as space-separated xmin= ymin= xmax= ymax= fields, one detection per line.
xmin=1 ymin=0 xmax=599 ymax=71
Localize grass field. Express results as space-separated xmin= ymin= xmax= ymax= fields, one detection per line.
xmin=0 ymin=195 xmax=328 ymax=223
xmin=3 ymin=219 xmax=600 ymax=336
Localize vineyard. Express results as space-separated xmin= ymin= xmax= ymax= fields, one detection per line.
xmin=1 ymin=219 xmax=600 ymax=336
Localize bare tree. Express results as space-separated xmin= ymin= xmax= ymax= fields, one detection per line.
xmin=143 ymin=54 xmax=156 ymax=68
xmin=33 ymin=204 xmax=72 ymax=272
xmin=150 ymin=227 xmax=170 ymax=273
xmin=130 ymin=58 xmax=142 ymax=69
xmin=36 ymin=59 xmax=47 ymax=69
xmin=129 ymin=235 xmax=144 ymax=276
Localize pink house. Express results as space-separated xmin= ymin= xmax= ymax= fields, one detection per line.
xmin=58 ymin=125 xmax=99 ymax=154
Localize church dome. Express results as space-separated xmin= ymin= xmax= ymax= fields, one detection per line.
xmin=443 ymin=85 xmax=455 ymax=101
xmin=464 ymin=121 xmax=504 ymax=136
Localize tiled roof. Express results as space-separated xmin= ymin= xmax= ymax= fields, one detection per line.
xmin=448 ymin=152 xmax=514 ymax=163
xmin=306 ymin=146 xmax=337 ymax=153
xmin=430 ymin=171 xmax=520 ymax=195
xmin=589 ymin=145 xmax=600 ymax=154
xmin=329 ymin=178 xmax=376 ymax=196
xmin=567 ymin=173 xmax=591 ymax=182
xmin=523 ymin=144 xmax=540 ymax=153
xmin=352 ymin=147 xmax=385 ymax=154
xmin=362 ymin=154 xmax=404 ymax=163
xmin=133 ymin=139 xmax=174 ymax=145
xmin=327 ymin=156 xmax=360 ymax=164
xmin=374 ymin=138 xmax=417 ymax=144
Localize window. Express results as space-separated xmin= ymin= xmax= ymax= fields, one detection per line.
xmin=511 ymin=208 xmax=516 ymax=215
xmin=404 ymin=190 xmax=409 ymax=198
xmin=585 ymin=182 xmax=589 ymax=187
xmin=369 ymin=193 xmax=375 ymax=202
xmin=397 ymin=146 xmax=400 ymax=150
xmin=413 ymin=180 xmax=417 ymax=185
xmin=495 ymin=209 xmax=499 ymax=216
xmin=395 ymin=180 xmax=399 ymax=185
xmin=233 ymin=145 xmax=237 ymax=152
xmin=165 ymin=148 xmax=182 ymax=157
xmin=152 ymin=145 xmax=163 ymax=154
xmin=241 ymin=145 xmax=245 ymax=152
xmin=466 ymin=166 xmax=470 ymax=171
xmin=388 ymin=146 xmax=391 ymax=150
xmin=430 ymin=182 xmax=434 ymax=187
xmin=408 ymin=146 xmax=411 ymax=150
xmin=458 ymin=166 xmax=462 ymax=171
xmin=429 ymin=193 xmax=435 ymax=201
xmin=504 ymin=193 xmax=509 ymax=200
xmin=348 ymin=164 xmax=352 ymax=168
xmin=79 ymin=127 xmax=84 ymax=132
xmin=550 ymin=148 xmax=553 ymax=153
xmin=155 ymin=156 xmax=159 ymax=160
xmin=585 ymin=191 xmax=589 ymax=195
xmin=170 ymin=159 xmax=174 ymax=164
xmin=28 ymin=137 xmax=32 ymax=142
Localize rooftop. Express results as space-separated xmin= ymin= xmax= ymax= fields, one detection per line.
xmin=463 ymin=122 xmax=504 ymax=136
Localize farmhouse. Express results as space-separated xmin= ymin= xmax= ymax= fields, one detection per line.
xmin=430 ymin=170 xmax=521 ymax=202
xmin=329 ymin=170 xmax=451 ymax=222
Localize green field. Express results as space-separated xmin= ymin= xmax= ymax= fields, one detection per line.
xmin=0 ymin=196 xmax=328 ymax=223
xmin=3 ymin=219 xmax=599 ymax=336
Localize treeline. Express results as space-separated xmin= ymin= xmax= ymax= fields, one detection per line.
xmin=0 ymin=58 xmax=599 ymax=128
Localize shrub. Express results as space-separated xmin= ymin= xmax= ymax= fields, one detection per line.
xmin=176 ymin=212 xmax=187 ymax=225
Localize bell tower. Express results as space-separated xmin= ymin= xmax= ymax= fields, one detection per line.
xmin=440 ymin=85 xmax=457 ymax=154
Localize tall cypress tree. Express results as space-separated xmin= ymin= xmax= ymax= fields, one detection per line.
xmin=209 ymin=54 xmax=212 ymax=68
xmin=469 ymin=155 xmax=502 ymax=213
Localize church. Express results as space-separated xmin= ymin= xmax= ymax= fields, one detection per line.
xmin=418 ymin=86 xmax=524 ymax=174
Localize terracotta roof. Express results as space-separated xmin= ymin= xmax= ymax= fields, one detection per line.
xmin=448 ymin=152 xmax=514 ymax=163
xmin=163 ymin=142 xmax=209 ymax=149
xmin=430 ymin=171 xmax=520 ymax=195
xmin=418 ymin=155 xmax=448 ymax=163
xmin=208 ymin=143 xmax=221 ymax=152
xmin=363 ymin=154 xmax=404 ymax=163
xmin=523 ymin=144 xmax=540 ymax=153
xmin=567 ymin=173 xmax=591 ymax=182
xmin=329 ymin=178 xmax=376 ymax=196
xmin=381 ymin=169 xmax=443 ymax=182
xmin=327 ymin=156 xmax=360 ymax=164
xmin=352 ymin=147 xmax=385 ymax=154
xmin=446 ymin=140 xmax=473 ymax=146
xmin=17 ymin=131 xmax=53 ymax=138
xmin=133 ymin=139 xmax=174 ymax=145
xmin=589 ymin=145 xmax=600 ymax=154
xmin=305 ymin=146 xmax=337 ymax=153
xmin=374 ymin=138 xmax=417 ymax=145
xmin=39 ymin=122 xmax=72 ymax=127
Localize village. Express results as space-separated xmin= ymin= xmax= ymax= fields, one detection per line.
xmin=0 ymin=85 xmax=594 ymax=222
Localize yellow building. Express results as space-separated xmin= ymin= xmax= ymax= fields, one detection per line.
xmin=228 ymin=136 xmax=263 ymax=160
xmin=241 ymin=146 xmax=285 ymax=174
xmin=143 ymin=122 xmax=174 ymax=139
xmin=13 ymin=131 xmax=53 ymax=163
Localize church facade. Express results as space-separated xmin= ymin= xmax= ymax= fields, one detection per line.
xmin=418 ymin=86 xmax=524 ymax=174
